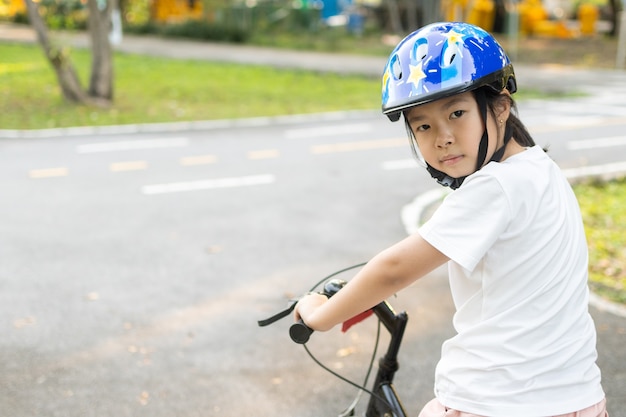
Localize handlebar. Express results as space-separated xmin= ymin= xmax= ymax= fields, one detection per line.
xmin=288 ymin=278 xmax=347 ymax=344
xmin=290 ymin=320 xmax=313 ymax=344
xmin=288 ymin=278 xmax=406 ymax=345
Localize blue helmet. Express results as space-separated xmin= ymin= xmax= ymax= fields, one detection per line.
xmin=382 ymin=22 xmax=516 ymax=122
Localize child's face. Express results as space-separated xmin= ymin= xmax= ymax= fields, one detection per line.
xmin=405 ymin=92 xmax=500 ymax=179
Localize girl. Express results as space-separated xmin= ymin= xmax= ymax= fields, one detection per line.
xmin=294 ymin=22 xmax=607 ymax=417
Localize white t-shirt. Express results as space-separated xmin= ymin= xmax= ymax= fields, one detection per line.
xmin=418 ymin=146 xmax=604 ymax=417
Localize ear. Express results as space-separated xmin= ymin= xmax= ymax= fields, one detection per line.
xmin=495 ymin=91 xmax=512 ymax=123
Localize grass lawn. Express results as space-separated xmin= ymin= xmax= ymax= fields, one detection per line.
xmin=1 ymin=42 xmax=383 ymax=130
xmin=573 ymin=178 xmax=626 ymax=306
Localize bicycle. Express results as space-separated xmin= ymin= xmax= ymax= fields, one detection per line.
xmin=258 ymin=264 xmax=409 ymax=417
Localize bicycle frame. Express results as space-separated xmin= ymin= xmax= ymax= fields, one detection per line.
xmin=365 ymin=299 xmax=408 ymax=417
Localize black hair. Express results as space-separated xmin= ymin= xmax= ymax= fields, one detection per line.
xmin=482 ymin=87 xmax=535 ymax=148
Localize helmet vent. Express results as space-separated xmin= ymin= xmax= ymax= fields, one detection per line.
xmin=391 ymin=56 xmax=403 ymax=80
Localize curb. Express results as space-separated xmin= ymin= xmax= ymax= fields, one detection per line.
xmin=0 ymin=109 xmax=381 ymax=139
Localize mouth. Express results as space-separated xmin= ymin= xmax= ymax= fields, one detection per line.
xmin=440 ymin=154 xmax=463 ymax=166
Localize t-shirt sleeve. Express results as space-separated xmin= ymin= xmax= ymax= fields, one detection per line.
xmin=418 ymin=173 xmax=512 ymax=272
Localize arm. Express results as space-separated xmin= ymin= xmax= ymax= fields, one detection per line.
xmin=294 ymin=233 xmax=448 ymax=332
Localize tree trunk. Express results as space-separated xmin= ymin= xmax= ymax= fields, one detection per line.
xmin=420 ymin=0 xmax=441 ymax=26
xmin=386 ymin=0 xmax=404 ymax=34
xmin=405 ymin=0 xmax=418 ymax=31
xmin=608 ymin=0 xmax=621 ymax=37
xmin=24 ymin=0 xmax=90 ymax=104
xmin=87 ymin=0 xmax=115 ymax=101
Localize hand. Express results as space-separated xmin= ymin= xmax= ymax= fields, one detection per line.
xmin=294 ymin=293 xmax=328 ymax=330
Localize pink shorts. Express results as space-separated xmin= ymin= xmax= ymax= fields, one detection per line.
xmin=418 ymin=397 xmax=608 ymax=417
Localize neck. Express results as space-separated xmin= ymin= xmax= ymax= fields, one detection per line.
xmin=500 ymin=138 xmax=526 ymax=161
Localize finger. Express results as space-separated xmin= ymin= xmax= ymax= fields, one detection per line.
xmin=293 ymin=301 xmax=303 ymax=322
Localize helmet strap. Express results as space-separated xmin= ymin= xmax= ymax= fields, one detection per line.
xmin=490 ymin=123 xmax=513 ymax=162
xmin=474 ymin=89 xmax=490 ymax=171
xmin=426 ymin=164 xmax=465 ymax=189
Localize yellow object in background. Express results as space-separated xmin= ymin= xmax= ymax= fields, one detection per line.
xmin=467 ymin=0 xmax=495 ymax=32
xmin=578 ymin=3 xmax=599 ymax=36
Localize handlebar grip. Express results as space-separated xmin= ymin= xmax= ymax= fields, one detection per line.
xmin=289 ymin=320 xmax=313 ymax=344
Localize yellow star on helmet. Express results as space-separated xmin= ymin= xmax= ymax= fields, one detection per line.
xmin=444 ymin=30 xmax=464 ymax=44
xmin=407 ymin=63 xmax=426 ymax=88
xmin=382 ymin=68 xmax=390 ymax=92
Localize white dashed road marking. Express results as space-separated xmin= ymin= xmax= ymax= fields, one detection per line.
xmin=141 ymin=174 xmax=276 ymax=195
xmin=561 ymin=161 xmax=626 ymax=179
xmin=567 ymin=136 xmax=626 ymax=150
xmin=77 ymin=138 xmax=189 ymax=153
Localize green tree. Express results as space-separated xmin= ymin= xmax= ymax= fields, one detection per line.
xmin=24 ymin=0 xmax=118 ymax=106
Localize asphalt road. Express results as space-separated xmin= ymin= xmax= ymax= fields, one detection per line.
xmin=1 ymin=97 xmax=625 ymax=416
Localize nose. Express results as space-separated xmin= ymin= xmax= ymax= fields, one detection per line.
xmin=435 ymin=128 xmax=454 ymax=148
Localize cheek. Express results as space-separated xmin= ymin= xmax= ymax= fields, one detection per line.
xmin=455 ymin=119 xmax=484 ymax=152
xmin=414 ymin=135 xmax=427 ymax=150
xmin=414 ymin=135 xmax=435 ymax=156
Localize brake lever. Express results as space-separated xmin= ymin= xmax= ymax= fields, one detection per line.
xmin=257 ymin=300 xmax=298 ymax=327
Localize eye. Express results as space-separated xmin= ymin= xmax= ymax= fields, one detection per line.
xmin=416 ymin=124 xmax=430 ymax=132
xmin=450 ymin=110 xmax=465 ymax=119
